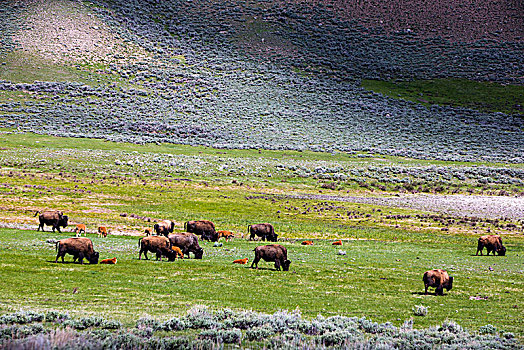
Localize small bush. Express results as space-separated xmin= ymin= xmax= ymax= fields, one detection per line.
xmin=246 ymin=326 xmax=275 ymax=341
xmin=479 ymin=324 xmax=497 ymax=335
xmin=412 ymin=305 xmax=428 ymax=317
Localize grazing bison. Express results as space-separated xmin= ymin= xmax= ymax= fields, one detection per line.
xmin=55 ymin=237 xmax=99 ymax=264
xmin=476 ymin=235 xmax=506 ymax=256
xmin=185 ymin=220 xmax=218 ymax=242
xmin=138 ymin=236 xmax=173 ymax=261
xmin=154 ymin=220 xmax=175 ymax=237
xmin=36 ymin=210 xmax=68 ymax=233
xmin=248 ymin=223 xmax=278 ymax=242
xmin=74 ymin=224 xmax=86 ymax=236
xmin=97 ymin=226 xmax=108 ymax=238
xmin=423 ymin=269 xmax=453 ymax=295
xmin=251 ymin=244 xmax=291 ymax=271
xmin=100 ymin=257 xmax=117 ymax=264
xmin=168 ymin=232 xmax=204 ymax=259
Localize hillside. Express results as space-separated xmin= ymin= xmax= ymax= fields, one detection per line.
xmin=0 ymin=0 xmax=523 ymax=163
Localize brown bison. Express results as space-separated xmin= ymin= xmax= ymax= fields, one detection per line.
xmin=153 ymin=220 xmax=175 ymax=237
xmin=251 ymin=244 xmax=291 ymax=271
xmin=55 ymin=237 xmax=99 ymax=264
xmin=233 ymin=258 xmax=248 ymax=264
xmin=168 ymin=232 xmax=204 ymax=259
xmin=185 ymin=220 xmax=218 ymax=242
xmin=248 ymin=223 xmax=278 ymax=242
xmin=36 ymin=210 xmax=68 ymax=233
xmin=138 ymin=236 xmax=174 ymax=261
xmin=423 ymin=269 xmax=453 ymax=295
xmin=476 ymin=235 xmax=506 ymax=256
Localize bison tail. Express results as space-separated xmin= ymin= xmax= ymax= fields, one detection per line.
xmin=55 ymin=241 xmax=60 ymax=252
xmin=184 ymin=221 xmax=187 ymax=231
xmin=247 ymin=225 xmax=251 ymax=234
xmin=34 ymin=210 xmax=40 ymax=217
xmin=138 ymin=237 xmax=143 ymax=248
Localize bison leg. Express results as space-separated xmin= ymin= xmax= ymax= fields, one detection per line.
xmin=424 ymin=284 xmax=429 ymax=295
xmin=251 ymin=257 xmax=260 ymax=269
xmin=78 ymin=252 xmax=85 ymax=265
xmin=156 ymin=249 xmax=162 ymax=261
xmin=436 ymin=285 xmax=444 ymax=296
xmin=274 ymin=260 xmax=281 ymax=271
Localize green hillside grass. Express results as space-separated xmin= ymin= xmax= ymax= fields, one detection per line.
xmin=362 ymin=79 xmax=524 ymax=115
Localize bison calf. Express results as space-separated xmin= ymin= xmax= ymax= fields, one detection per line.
xmin=74 ymin=224 xmax=87 ymax=237
xmin=476 ymin=235 xmax=506 ymax=256
xmin=251 ymin=244 xmax=291 ymax=271
xmin=100 ymin=257 xmax=117 ymax=264
xmin=423 ymin=269 xmax=453 ymax=296
xmin=97 ymin=226 xmax=108 ymax=238
xmin=301 ymin=240 xmax=313 ymax=245
xmin=233 ymin=258 xmax=248 ymax=264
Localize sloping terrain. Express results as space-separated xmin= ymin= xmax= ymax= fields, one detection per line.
xmin=0 ymin=0 xmax=523 ymax=163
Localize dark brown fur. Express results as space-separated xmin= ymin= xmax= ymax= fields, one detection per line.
xmin=36 ymin=210 xmax=68 ymax=233
xmin=184 ymin=220 xmax=217 ymax=242
xmin=423 ymin=269 xmax=453 ymax=295
xmin=138 ymin=236 xmax=172 ymax=261
xmin=251 ymin=244 xmax=291 ymax=271
xmin=476 ymin=235 xmax=506 ymax=256
xmin=248 ymin=223 xmax=277 ymax=242
xmin=168 ymin=232 xmax=204 ymax=259
xmin=55 ymin=237 xmax=99 ymax=264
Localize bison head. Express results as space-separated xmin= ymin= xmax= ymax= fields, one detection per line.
xmin=88 ymin=251 xmax=99 ymax=264
xmin=165 ymin=249 xmax=178 ymax=262
xmin=497 ymin=246 xmax=506 ymax=256
xmin=169 ymin=221 xmax=175 ymax=232
xmin=194 ymin=247 xmax=204 ymax=259
xmin=268 ymin=233 xmax=278 ymax=242
xmin=445 ymin=276 xmax=453 ymax=291
xmin=282 ymin=260 xmax=291 ymax=271
xmin=59 ymin=215 xmax=69 ymax=228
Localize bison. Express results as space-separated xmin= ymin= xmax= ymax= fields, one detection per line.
xmin=185 ymin=220 xmax=218 ymax=242
xmin=138 ymin=236 xmax=173 ymax=261
xmin=153 ymin=220 xmax=175 ymax=237
xmin=55 ymin=237 xmax=99 ymax=264
xmin=332 ymin=240 xmax=342 ymax=245
xmin=476 ymin=235 xmax=506 ymax=256
xmin=301 ymin=240 xmax=313 ymax=245
xmin=97 ymin=226 xmax=108 ymax=238
xmin=218 ymin=230 xmax=234 ymax=241
xmin=251 ymin=244 xmax=291 ymax=271
xmin=168 ymin=232 xmax=204 ymax=259
xmin=233 ymin=258 xmax=248 ymax=264
xmin=248 ymin=223 xmax=278 ymax=242
xmin=36 ymin=210 xmax=68 ymax=233
xmin=100 ymin=257 xmax=117 ymax=264
xmin=74 ymin=224 xmax=86 ymax=236
xmin=423 ymin=269 xmax=453 ymax=295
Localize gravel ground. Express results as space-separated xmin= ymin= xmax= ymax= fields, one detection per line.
xmin=286 ymin=193 xmax=524 ymax=220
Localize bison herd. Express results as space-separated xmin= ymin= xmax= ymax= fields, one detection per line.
xmin=40 ymin=210 xmax=509 ymax=295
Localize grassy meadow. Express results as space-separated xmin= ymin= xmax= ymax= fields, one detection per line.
xmin=0 ymin=132 xmax=523 ymax=340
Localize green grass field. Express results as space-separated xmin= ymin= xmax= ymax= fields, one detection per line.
xmin=1 ymin=228 xmax=523 ymax=335
xmin=0 ymin=133 xmax=523 ymax=339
